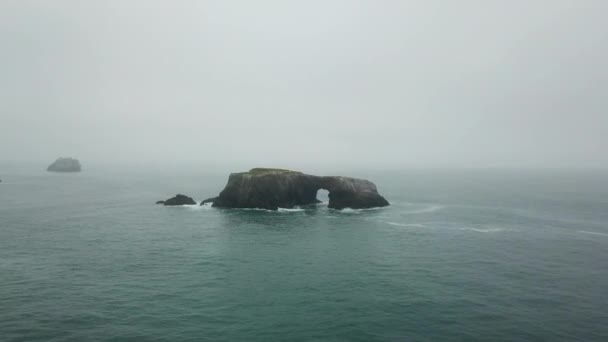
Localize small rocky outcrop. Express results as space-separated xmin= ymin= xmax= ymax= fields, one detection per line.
xmin=211 ymin=168 xmax=389 ymax=210
xmin=47 ymin=157 xmax=81 ymax=172
xmin=157 ymin=194 xmax=196 ymax=206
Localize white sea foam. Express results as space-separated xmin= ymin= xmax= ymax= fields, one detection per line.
xmin=278 ymin=207 xmax=306 ymax=212
xmin=339 ymin=208 xmax=362 ymax=214
xmin=334 ymin=206 xmax=386 ymax=214
xmin=240 ymin=208 xmax=276 ymax=212
xmin=578 ymin=230 xmax=608 ymax=237
xmin=184 ymin=204 xmax=204 ymax=210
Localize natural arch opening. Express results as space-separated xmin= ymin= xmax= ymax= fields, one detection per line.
xmin=316 ymin=189 xmax=330 ymax=204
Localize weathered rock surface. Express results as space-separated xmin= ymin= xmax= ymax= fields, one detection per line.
xmin=200 ymin=197 xmax=217 ymax=206
xmin=47 ymin=157 xmax=81 ymax=172
xmin=211 ymin=168 xmax=389 ymax=210
xmin=158 ymin=194 xmax=196 ymax=206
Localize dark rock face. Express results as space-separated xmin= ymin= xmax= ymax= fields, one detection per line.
xmin=160 ymin=194 xmax=196 ymax=206
xmin=200 ymin=197 xmax=217 ymax=206
xmin=212 ymin=168 xmax=389 ymax=210
xmin=320 ymin=176 xmax=390 ymax=210
xmin=47 ymin=157 xmax=81 ymax=172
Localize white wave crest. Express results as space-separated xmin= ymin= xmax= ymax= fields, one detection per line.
xmin=240 ymin=208 xmax=276 ymax=212
xmin=185 ymin=203 xmax=205 ymax=210
xmin=335 ymin=206 xmax=386 ymax=214
xmin=278 ymin=207 xmax=306 ymax=212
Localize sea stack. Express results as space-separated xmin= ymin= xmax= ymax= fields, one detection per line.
xmin=157 ymin=194 xmax=197 ymax=206
xmin=209 ymin=168 xmax=389 ymax=210
xmin=47 ymin=157 xmax=82 ymax=172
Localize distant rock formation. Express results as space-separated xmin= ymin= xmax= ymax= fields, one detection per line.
xmin=210 ymin=168 xmax=389 ymax=210
xmin=47 ymin=157 xmax=81 ymax=172
xmin=157 ymin=194 xmax=196 ymax=206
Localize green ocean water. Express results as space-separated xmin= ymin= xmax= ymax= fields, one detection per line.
xmin=1 ymin=164 xmax=607 ymax=341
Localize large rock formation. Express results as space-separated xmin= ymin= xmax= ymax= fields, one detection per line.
xmin=210 ymin=168 xmax=389 ymax=210
xmin=47 ymin=157 xmax=81 ymax=172
xmin=157 ymin=194 xmax=197 ymax=206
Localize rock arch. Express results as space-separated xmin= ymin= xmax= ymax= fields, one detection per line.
xmin=210 ymin=168 xmax=389 ymax=210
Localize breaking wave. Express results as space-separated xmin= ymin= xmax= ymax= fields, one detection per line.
xmin=278 ymin=207 xmax=306 ymax=212
xmin=336 ymin=207 xmax=386 ymax=214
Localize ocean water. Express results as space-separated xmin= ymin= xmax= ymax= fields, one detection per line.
xmin=1 ymin=164 xmax=607 ymax=341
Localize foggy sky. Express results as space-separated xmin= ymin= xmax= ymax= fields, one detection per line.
xmin=1 ymin=1 xmax=607 ymax=169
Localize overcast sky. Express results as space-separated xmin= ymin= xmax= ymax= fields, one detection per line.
xmin=1 ymin=1 xmax=606 ymax=168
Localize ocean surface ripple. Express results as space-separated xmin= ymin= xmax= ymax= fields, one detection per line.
xmin=1 ymin=167 xmax=607 ymax=341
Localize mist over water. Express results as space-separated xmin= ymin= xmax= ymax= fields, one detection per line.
xmin=1 ymin=164 xmax=607 ymax=341
xmin=2 ymin=0 xmax=608 ymax=340
xmin=1 ymin=0 xmax=607 ymax=168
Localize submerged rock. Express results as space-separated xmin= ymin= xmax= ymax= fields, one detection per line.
xmin=210 ymin=168 xmax=389 ymax=210
xmin=47 ymin=157 xmax=81 ymax=172
xmin=159 ymin=194 xmax=196 ymax=206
